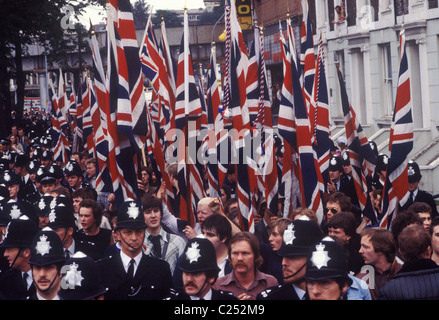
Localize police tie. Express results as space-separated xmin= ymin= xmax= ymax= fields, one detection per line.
xmin=149 ymin=235 xmax=162 ymax=259
xmin=127 ymin=259 xmax=135 ymax=280
xmin=65 ymin=249 xmax=70 ymax=260
xmin=22 ymin=273 xmax=29 ymax=294
xmin=407 ymin=191 xmax=414 ymax=207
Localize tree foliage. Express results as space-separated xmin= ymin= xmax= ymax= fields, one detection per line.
xmin=151 ymin=10 xmax=183 ymax=28
xmin=132 ymin=0 xmax=151 ymax=30
xmin=0 ymin=0 xmax=106 ymax=133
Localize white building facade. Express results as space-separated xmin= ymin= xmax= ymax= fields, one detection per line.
xmin=313 ymin=0 xmax=439 ymax=195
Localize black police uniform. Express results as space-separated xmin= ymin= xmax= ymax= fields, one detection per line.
xmin=166 ymin=288 xmax=237 ymax=300
xmin=256 ymin=217 xmax=323 ymax=301
xmin=26 ymin=228 xmax=67 ymax=300
xmin=97 ymin=200 xmax=173 ymax=300
xmin=167 ymin=237 xmax=237 ymax=301
xmin=257 ymin=283 xmax=308 ymax=300
xmin=0 ymin=216 xmax=39 ymax=300
xmin=399 ymin=161 xmax=439 ymax=218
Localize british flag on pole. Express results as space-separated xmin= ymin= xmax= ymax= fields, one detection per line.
xmin=310 ymin=35 xmax=331 ymax=187
xmin=226 ymin=0 xmax=258 ymax=232
xmin=279 ymin=24 xmax=324 ymax=224
xmin=380 ymin=29 xmax=413 ymax=229
xmin=49 ymin=77 xmax=70 ymax=165
xmin=104 ymin=0 xmax=147 ymax=205
xmin=300 ymin=0 xmax=316 ymax=116
xmin=337 ymin=68 xmax=377 ymax=224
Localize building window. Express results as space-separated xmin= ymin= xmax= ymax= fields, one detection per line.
xmin=351 ymin=49 xmax=367 ymax=123
xmin=379 ymin=44 xmax=393 ymax=118
xmin=328 ymin=0 xmax=335 ymax=31
xmin=406 ymin=41 xmax=423 ymax=128
xmin=429 ymin=0 xmax=438 ymax=8
xmin=371 ymin=0 xmax=379 ymax=21
xmin=396 ymin=0 xmax=409 ymax=16
xmin=346 ymin=0 xmax=356 ymax=26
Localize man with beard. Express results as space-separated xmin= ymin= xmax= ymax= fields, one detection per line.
xmin=165 ymin=237 xmax=237 ymax=300
xmin=28 ymin=227 xmax=66 ymax=300
xmin=213 ymin=231 xmax=278 ymax=300
xmin=256 ymin=216 xmax=323 ymax=300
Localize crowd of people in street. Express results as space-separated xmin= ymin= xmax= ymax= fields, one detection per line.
xmin=0 ymin=108 xmax=439 ymax=301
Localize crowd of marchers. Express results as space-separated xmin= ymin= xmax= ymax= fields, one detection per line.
xmin=0 ymin=109 xmax=438 ymax=300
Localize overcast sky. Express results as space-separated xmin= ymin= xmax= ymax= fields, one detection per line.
xmin=79 ymin=0 xmax=206 ymax=25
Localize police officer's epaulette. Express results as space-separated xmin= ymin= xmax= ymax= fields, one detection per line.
xmin=163 ymin=288 xmax=178 ymax=300
xmin=220 ymin=290 xmax=235 ymax=296
xmin=258 ymin=285 xmax=282 ymax=298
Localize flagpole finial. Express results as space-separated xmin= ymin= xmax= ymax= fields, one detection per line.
xmin=89 ymin=19 xmax=95 ymax=36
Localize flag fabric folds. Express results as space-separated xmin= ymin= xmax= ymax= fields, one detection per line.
xmin=337 ymin=68 xmax=377 ymax=224
xmin=380 ymin=29 xmax=413 ymax=229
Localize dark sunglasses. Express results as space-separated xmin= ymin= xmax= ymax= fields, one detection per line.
xmin=324 ymin=207 xmax=338 ymax=215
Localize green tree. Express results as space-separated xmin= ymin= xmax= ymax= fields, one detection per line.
xmin=152 ymin=10 xmax=183 ymax=28
xmin=132 ymin=0 xmax=151 ymax=30
xmin=0 ymin=0 xmax=106 ymax=136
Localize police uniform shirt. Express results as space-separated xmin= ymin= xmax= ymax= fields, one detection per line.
xmin=190 ymin=289 xmax=212 ymax=300
xmin=120 ymin=250 xmax=142 ymax=277
xmin=22 ymin=270 xmax=33 ymax=292
xmin=293 ymin=284 xmax=306 ymax=300
xmin=36 ymin=292 xmax=60 ymax=300
xmin=257 ymin=283 xmax=306 ymax=300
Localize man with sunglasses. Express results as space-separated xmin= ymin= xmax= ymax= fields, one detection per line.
xmin=321 ymin=192 xmax=352 ymax=234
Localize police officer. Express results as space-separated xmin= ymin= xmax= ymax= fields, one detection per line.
xmin=27 ymin=227 xmax=66 ymax=300
xmin=0 ymin=215 xmax=39 ymax=299
xmin=371 ymin=153 xmax=388 ymax=190
xmin=340 ymin=150 xmax=360 ymax=208
xmin=304 ymin=236 xmax=353 ymax=300
xmin=257 ymin=216 xmax=323 ymax=300
xmin=47 ymin=203 xmax=78 ymax=259
xmin=97 ymin=199 xmax=173 ymax=300
xmin=64 ymin=160 xmax=97 ymax=199
xmin=2 ymin=170 xmax=22 ymax=203
xmin=400 ymin=160 xmax=438 ymax=218
xmin=58 ymin=251 xmax=108 ymax=300
xmin=166 ymin=237 xmax=237 ymax=300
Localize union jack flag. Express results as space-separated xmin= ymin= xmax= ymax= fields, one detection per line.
xmin=311 ymin=35 xmax=332 ymax=187
xmin=173 ymin=10 xmax=206 ymax=226
xmin=205 ymin=45 xmax=222 ymax=200
xmin=49 ymin=77 xmax=70 ymax=164
xmin=380 ymin=29 xmax=413 ymax=229
xmin=113 ymin=0 xmax=149 ymax=152
xmin=226 ymin=0 xmax=258 ymax=232
xmin=140 ymin=15 xmax=175 ymax=139
xmin=279 ymin=26 xmax=324 ymax=223
xmin=104 ymin=9 xmax=140 ymax=205
xmin=300 ymin=0 xmax=316 ymax=116
xmin=337 ymin=68 xmax=378 ymax=224
xmin=72 ymin=81 xmax=84 ymax=154
xmin=81 ymin=75 xmax=95 ymax=158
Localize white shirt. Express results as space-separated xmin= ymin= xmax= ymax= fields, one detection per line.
xmin=293 ymin=284 xmax=306 ymax=300
xmin=217 ymin=256 xmax=229 ymax=278
xmin=120 ymin=251 xmax=142 ymax=277
xmin=22 ymin=270 xmax=32 ymax=291
xmin=190 ymin=289 xmax=212 ymax=300
xmin=36 ymin=292 xmax=60 ymax=300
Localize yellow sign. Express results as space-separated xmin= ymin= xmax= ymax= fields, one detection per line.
xmin=236 ymin=0 xmax=252 ymax=30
